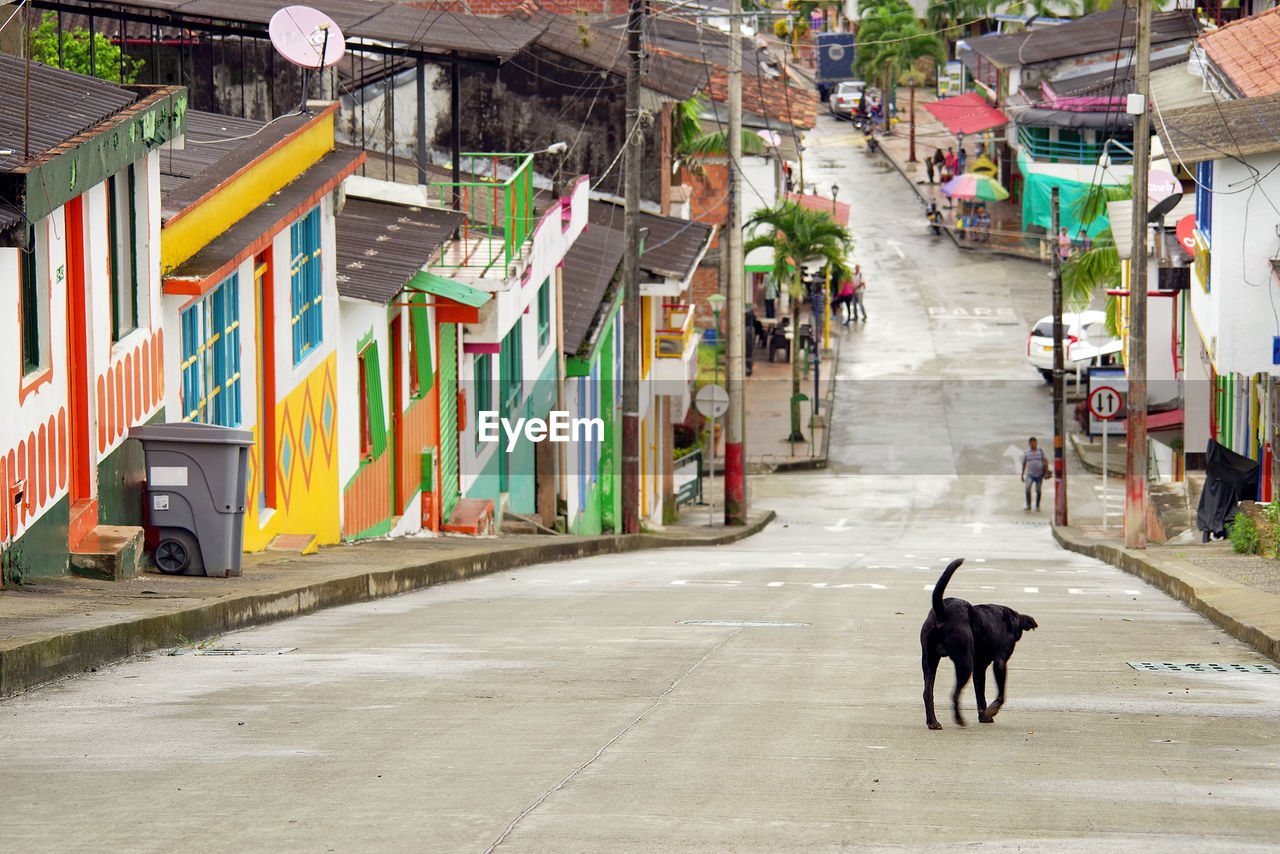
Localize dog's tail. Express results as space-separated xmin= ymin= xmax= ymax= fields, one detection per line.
xmin=932 ymin=558 xmax=964 ymax=617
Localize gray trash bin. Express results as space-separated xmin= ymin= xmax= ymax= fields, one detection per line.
xmin=130 ymin=423 xmax=254 ymax=577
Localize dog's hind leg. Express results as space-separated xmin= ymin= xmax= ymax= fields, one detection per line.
xmin=922 ymin=650 xmax=943 ymax=730
xmin=950 ymin=655 xmax=972 ymax=727
xmin=974 ymin=660 xmax=991 ymax=722
xmin=981 ymin=659 xmax=1008 ymax=722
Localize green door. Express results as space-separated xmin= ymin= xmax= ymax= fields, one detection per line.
xmin=439 ymin=323 xmax=460 ymax=522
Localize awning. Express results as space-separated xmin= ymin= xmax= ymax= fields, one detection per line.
xmin=1147 ymin=409 xmax=1184 ymax=432
xmin=407 ymin=270 xmax=491 ymax=324
xmin=924 ymin=92 xmax=1010 ymax=136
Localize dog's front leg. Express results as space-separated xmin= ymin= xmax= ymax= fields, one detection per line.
xmin=922 ymin=651 xmax=943 ymax=729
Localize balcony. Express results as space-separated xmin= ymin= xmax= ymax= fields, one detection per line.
xmin=655 ymin=303 xmax=694 ymax=358
xmin=1017 ymin=126 xmax=1133 ymax=165
xmin=427 ymin=153 xmax=536 ymax=280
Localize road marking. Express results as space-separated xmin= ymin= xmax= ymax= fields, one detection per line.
xmin=825 ymin=518 xmax=852 ymax=532
xmin=1025 ymin=587 xmax=1039 ymax=593
xmin=886 ymin=239 xmax=905 ymax=258
xmin=768 ymin=581 xmax=785 ymax=587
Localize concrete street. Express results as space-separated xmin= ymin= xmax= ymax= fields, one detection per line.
xmin=2 ymin=114 xmax=1280 ymax=852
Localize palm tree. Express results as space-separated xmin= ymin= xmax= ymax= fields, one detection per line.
xmin=744 ymin=202 xmax=854 ymax=440
xmin=671 ymin=95 xmax=767 ymax=186
xmin=1062 ymin=182 xmax=1131 ymax=336
xmin=855 ymin=0 xmax=946 ymax=130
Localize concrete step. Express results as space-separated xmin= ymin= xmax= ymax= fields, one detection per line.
xmin=69 ymin=525 xmax=144 ymax=582
xmin=443 ymin=498 xmax=494 ymax=536
xmin=267 ymin=533 xmax=318 ymax=554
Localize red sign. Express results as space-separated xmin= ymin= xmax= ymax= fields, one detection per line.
xmin=1175 ymin=215 xmax=1196 ymax=257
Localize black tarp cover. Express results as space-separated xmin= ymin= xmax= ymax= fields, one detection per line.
xmin=1196 ymin=440 xmax=1260 ymax=538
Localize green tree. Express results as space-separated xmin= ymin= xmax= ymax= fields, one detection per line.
xmin=855 ymin=0 xmax=946 ymax=130
xmin=1062 ymin=181 xmax=1131 ymax=335
xmin=744 ymin=202 xmax=854 ymax=440
xmin=29 ymin=11 xmax=144 ymax=84
xmin=671 ymin=96 xmax=767 ymax=185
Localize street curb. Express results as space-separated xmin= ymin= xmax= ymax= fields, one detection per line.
xmin=874 ymin=140 xmax=961 ymax=250
xmin=0 ymin=511 xmax=775 ymax=698
xmin=768 ymin=334 xmax=840 ymax=473
xmin=1051 ymin=525 xmax=1280 ymax=663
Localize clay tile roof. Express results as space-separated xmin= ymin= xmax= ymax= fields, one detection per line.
xmin=1200 ymin=6 xmax=1280 ymax=97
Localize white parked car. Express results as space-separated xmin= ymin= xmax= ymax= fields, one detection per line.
xmin=1026 ymin=310 xmax=1122 ymax=382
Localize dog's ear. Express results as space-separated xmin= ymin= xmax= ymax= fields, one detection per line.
xmin=1020 ymin=614 xmax=1038 ymax=632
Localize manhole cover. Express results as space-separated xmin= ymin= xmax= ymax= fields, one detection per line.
xmin=679 ymin=620 xmax=809 ymax=628
xmin=1127 ymin=662 xmax=1280 ymax=674
xmin=155 ymin=647 xmax=297 ymax=657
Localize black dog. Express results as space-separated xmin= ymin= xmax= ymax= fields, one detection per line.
xmin=920 ymin=558 xmax=1038 ymax=730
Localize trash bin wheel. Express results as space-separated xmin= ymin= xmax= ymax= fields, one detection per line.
xmin=155 ymin=531 xmax=198 ymax=575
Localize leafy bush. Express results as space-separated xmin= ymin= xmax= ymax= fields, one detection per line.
xmin=1228 ymin=513 xmax=1261 ymax=555
xmin=30 ymin=11 xmax=144 ymax=84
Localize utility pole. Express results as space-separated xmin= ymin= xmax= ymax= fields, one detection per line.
xmin=621 ymin=0 xmax=644 ymax=534
xmin=724 ymin=0 xmax=747 ymax=525
xmin=1051 ymin=188 xmax=1068 ymax=526
xmin=1125 ymin=0 xmax=1151 ymax=549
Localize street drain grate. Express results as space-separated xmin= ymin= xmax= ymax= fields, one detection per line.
xmin=155 ymin=647 xmax=297 ymax=657
xmin=1127 ymin=662 xmax=1280 ymax=674
xmin=679 ymin=620 xmax=809 ymax=628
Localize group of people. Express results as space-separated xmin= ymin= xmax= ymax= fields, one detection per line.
xmin=831 ymin=264 xmax=868 ymax=325
xmin=924 ymin=144 xmax=986 ymax=185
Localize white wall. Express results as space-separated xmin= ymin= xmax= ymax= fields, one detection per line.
xmin=1198 ymin=153 xmax=1280 ymax=376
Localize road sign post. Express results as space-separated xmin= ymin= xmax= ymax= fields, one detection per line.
xmin=696 ymin=384 xmax=729 ymax=526
xmin=1088 ymin=385 xmax=1123 ymax=532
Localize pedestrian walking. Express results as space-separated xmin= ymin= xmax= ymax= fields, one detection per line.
xmin=942 ymin=147 xmax=957 ymax=183
xmin=832 ymin=270 xmax=856 ymax=324
xmin=764 ymin=276 xmax=778 ymax=319
xmin=1079 ymin=229 xmax=1092 ymax=252
xmin=957 ymin=145 xmax=967 ymax=174
xmin=1058 ymin=227 xmax=1072 ymax=261
xmin=1021 ymin=436 xmax=1050 ymax=511
xmin=850 ymin=264 xmax=868 ymax=322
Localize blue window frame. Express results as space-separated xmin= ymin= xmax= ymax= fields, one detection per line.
xmin=290 ymin=206 xmax=323 ymax=364
xmin=1195 ymin=161 xmax=1213 ymax=247
xmin=180 ymin=274 xmax=241 ymax=426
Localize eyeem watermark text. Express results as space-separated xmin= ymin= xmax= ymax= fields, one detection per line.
xmin=477 ymin=411 xmax=605 ymax=452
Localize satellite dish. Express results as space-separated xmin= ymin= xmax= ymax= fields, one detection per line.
xmin=269 ymin=6 xmax=346 ymax=69
xmin=1148 ymin=192 xmax=1182 ymax=223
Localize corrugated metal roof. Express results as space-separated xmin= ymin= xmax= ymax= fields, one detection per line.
xmin=588 ymin=200 xmax=715 ymax=281
xmin=1153 ymin=90 xmax=1280 ymax=164
xmin=165 ymin=146 xmax=364 ymax=286
xmin=335 ymin=198 xmax=465 ymax=304
xmin=963 ymin=8 xmax=1198 ymax=70
xmin=50 ymin=0 xmax=545 ymax=63
xmin=159 ymin=110 xmax=313 ymax=221
xmin=561 ymin=214 xmax=625 ymax=355
xmin=0 ymin=55 xmax=137 ymax=168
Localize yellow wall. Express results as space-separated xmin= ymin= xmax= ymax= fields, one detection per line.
xmin=162 ymin=107 xmax=337 ymax=275
xmin=242 ymin=353 xmax=340 ymax=551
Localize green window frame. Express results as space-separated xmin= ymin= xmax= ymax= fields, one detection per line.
xmin=358 ymin=342 xmax=388 ymax=459
xmin=474 ymin=353 xmax=492 ymax=450
xmin=500 ymin=319 xmax=523 ymax=412
xmin=107 ymin=166 xmax=139 ymax=343
xmin=537 ymin=278 xmax=551 ymax=351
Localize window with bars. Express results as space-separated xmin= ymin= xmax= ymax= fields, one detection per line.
xmin=180 ymin=274 xmax=241 ymax=427
xmin=474 ymin=353 xmax=492 ymax=450
xmin=358 ymin=343 xmax=387 ymax=460
xmin=290 ymin=206 xmax=323 ymax=364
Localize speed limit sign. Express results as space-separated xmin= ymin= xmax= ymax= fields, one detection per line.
xmin=1088 ymin=385 xmax=1122 ymax=421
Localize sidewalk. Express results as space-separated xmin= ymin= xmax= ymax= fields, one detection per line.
xmin=0 ymin=340 xmax=839 ymax=697
xmin=872 ymin=88 xmax=1046 ymax=262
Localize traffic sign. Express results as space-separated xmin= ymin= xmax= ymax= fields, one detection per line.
xmin=1088 ymin=385 xmax=1122 ymax=421
xmin=696 ymin=384 xmax=729 ymax=419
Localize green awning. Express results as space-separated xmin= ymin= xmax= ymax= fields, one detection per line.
xmin=407 ymin=271 xmax=491 ymax=308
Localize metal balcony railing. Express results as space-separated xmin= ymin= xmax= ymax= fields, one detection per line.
xmin=655 ymin=303 xmax=694 ymax=358
xmin=427 ymin=153 xmax=536 ymax=277
xmin=1017 ymin=126 xmax=1133 ymax=165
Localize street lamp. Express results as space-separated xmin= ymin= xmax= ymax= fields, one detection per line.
xmin=907 ymin=75 xmax=918 ymax=163
xmin=707 ymin=293 xmax=726 ymax=389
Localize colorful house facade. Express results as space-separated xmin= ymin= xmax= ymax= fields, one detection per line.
xmin=158 ymin=105 xmax=364 ymax=554
xmin=452 ymin=169 xmax=590 ymax=528
xmin=333 ymin=179 xmax=466 ymax=541
xmin=0 ymin=57 xmax=186 ymax=583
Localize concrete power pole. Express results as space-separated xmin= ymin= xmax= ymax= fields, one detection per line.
xmin=1125 ymin=0 xmax=1151 ymax=549
xmin=621 ymin=0 xmax=644 ymax=534
xmin=724 ymin=0 xmax=747 ymax=525
xmin=1051 ymin=188 xmax=1068 ymax=526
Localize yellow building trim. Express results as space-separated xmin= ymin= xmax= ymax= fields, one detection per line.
xmin=161 ymin=106 xmax=338 ymax=274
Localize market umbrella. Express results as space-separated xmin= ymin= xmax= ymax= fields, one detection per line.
xmin=940 ymin=172 xmax=1010 ymax=202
